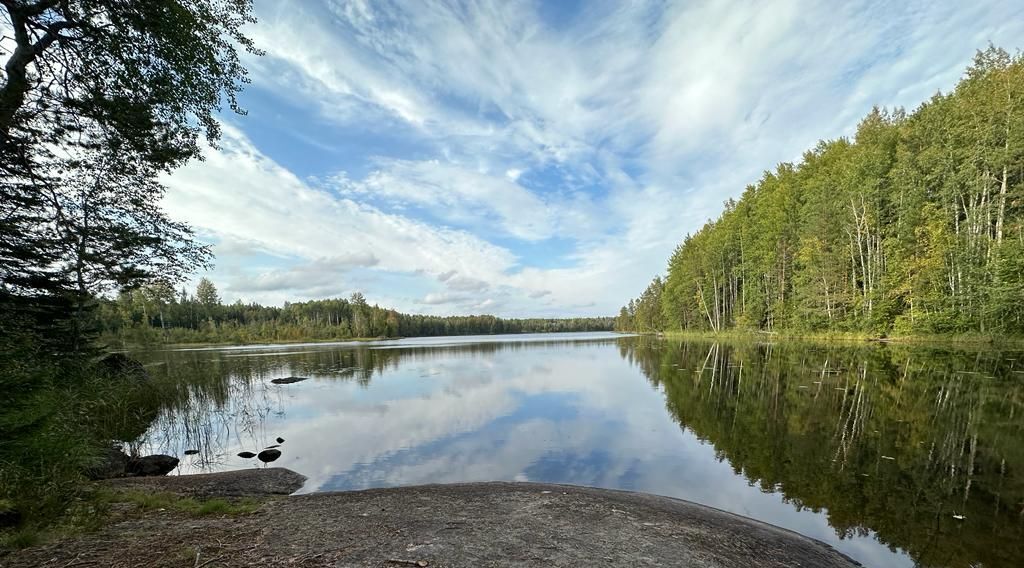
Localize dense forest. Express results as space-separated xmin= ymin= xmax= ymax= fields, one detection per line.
xmin=617 ymin=47 xmax=1024 ymax=336
xmin=100 ymin=278 xmax=613 ymax=344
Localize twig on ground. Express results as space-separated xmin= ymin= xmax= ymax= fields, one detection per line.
xmin=195 ymin=554 xmax=226 ymax=568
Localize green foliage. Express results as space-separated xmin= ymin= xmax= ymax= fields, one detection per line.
xmin=0 ymin=350 xmax=161 ymax=532
xmin=0 ymin=0 xmax=260 ymax=544
xmin=619 ymin=46 xmax=1024 ymax=337
xmin=0 ymin=298 xmax=167 ymax=537
xmin=1 ymin=0 xmax=259 ymax=175
xmin=0 ymin=528 xmax=42 ymax=550
xmin=1 ymin=0 xmax=251 ymax=348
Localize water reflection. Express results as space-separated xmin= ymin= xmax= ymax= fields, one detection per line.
xmin=132 ymin=333 xmax=1024 ymax=568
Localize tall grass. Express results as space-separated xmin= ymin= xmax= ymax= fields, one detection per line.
xmin=0 ymin=327 xmax=161 ymax=541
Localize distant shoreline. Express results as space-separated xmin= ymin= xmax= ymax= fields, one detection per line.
xmin=107 ymin=330 xmax=635 ymax=350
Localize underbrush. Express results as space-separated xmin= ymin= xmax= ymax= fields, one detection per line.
xmin=0 ymin=326 xmax=172 ymax=550
xmin=0 ymin=489 xmax=260 ymax=550
xmin=102 ymin=490 xmax=260 ymax=516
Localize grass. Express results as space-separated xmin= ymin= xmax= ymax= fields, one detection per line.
xmin=0 ymin=529 xmax=42 ymax=550
xmin=0 ymin=490 xmax=261 ymax=551
xmin=97 ymin=489 xmax=261 ymax=516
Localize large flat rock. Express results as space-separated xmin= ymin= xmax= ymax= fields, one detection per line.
xmin=270 ymin=482 xmax=859 ymax=567
xmin=5 ymin=471 xmax=859 ymax=567
xmin=102 ymin=467 xmax=307 ymax=498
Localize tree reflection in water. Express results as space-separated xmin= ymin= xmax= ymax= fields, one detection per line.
xmin=131 ymin=335 xmax=1023 ymax=568
xmin=621 ymin=337 xmax=1024 ymax=568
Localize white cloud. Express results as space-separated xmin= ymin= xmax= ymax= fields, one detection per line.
xmin=442 ymin=274 xmax=489 ymax=293
xmin=230 ymin=254 xmax=379 ymax=293
xmin=162 ymin=125 xmax=519 ymax=305
xmin=419 ymin=292 xmax=471 ymax=306
xmin=340 ymin=158 xmax=557 ymax=241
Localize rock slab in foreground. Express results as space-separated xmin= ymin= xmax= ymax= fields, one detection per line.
xmin=102 ymin=467 xmax=307 ymax=498
xmin=7 ymin=472 xmax=860 ymax=567
xmin=275 ymin=482 xmax=860 ymax=567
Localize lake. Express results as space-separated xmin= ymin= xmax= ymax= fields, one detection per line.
xmin=131 ymin=332 xmax=1024 ymax=567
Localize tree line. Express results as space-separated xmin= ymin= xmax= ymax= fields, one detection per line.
xmin=101 ymin=278 xmax=613 ymax=344
xmin=617 ymin=46 xmax=1024 ymax=336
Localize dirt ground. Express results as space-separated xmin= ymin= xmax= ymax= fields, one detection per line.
xmin=2 ymin=469 xmax=859 ymax=567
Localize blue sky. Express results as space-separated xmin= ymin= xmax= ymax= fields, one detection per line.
xmin=163 ymin=0 xmax=1024 ymax=317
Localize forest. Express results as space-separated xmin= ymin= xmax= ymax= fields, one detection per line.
xmin=99 ymin=278 xmax=613 ymax=344
xmin=616 ymin=46 xmax=1024 ymax=337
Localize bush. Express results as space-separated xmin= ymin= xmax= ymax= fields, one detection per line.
xmin=0 ymin=322 xmax=159 ymax=538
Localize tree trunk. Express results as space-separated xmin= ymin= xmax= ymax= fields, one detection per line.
xmin=996 ymin=164 xmax=1008 ymax=244
xmin=0 ymin=3 xmax=65 ymax=140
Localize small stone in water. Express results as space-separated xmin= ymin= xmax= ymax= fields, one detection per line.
xmin=276 ymin=437 xmax=285 ymax=443
xmin=183 ymin=449 xmax=199 ymax=455
xmin=271 ymin=376 xmax=309 ymax=385
xmin=237 ymin=451 xmax=257 ymax=459
xmin=258 ymin=448 xmax=282 ymax=463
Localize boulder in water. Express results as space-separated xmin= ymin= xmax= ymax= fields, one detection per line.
xmin=86 ymin=446 xmax=131 ymax=479
xmin=270 ymin=376 xmax=309 ymax=385
xmin=126 ymin=454 xmax=179 ymax=476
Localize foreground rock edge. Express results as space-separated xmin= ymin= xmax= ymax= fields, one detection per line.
xmin=7 ymin=468 xmax=861 ymax=567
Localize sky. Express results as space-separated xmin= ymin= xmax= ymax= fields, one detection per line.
xmin=163 ymin=0 xmax=1024 ymax=317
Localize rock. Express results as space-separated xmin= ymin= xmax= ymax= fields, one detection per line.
xmin=270 ymin=376 xmax=309 ymax=384
xmin=0 ymin=501 xmax=20 ymax=528
xmin=183 ymin=449 xmax=200 ymax=455
xmin=276 ymin=437 xmax=285 ymax=444
xmin=97 ymin=353 xmax=150 ymax=382
xmin=101 ymin=468 xmax=307 ymax=498
xmin=237 ymin=451 xmax=257 ymax=459
xmin=126 ymin=454 xmax=179 ymax=476
xmin=86 ymin=446 xmax=131 ymax=480
xmin=257 ymin=449 xmax=282 ymax=464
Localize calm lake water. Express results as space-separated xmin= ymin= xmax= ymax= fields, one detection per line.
xmin=131 ymin=332 xmax=1024 ymax=568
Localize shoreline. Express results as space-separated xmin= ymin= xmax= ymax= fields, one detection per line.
xmin=648 ymin=329 xmax=1024 ymax=348
xmin=106 ymin=329 xmax=1024 ymax=351
xmin=3 ymin=469 xmax=860 ymax=567
xmin=104 ymin=330 xmax=626 ymax=350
